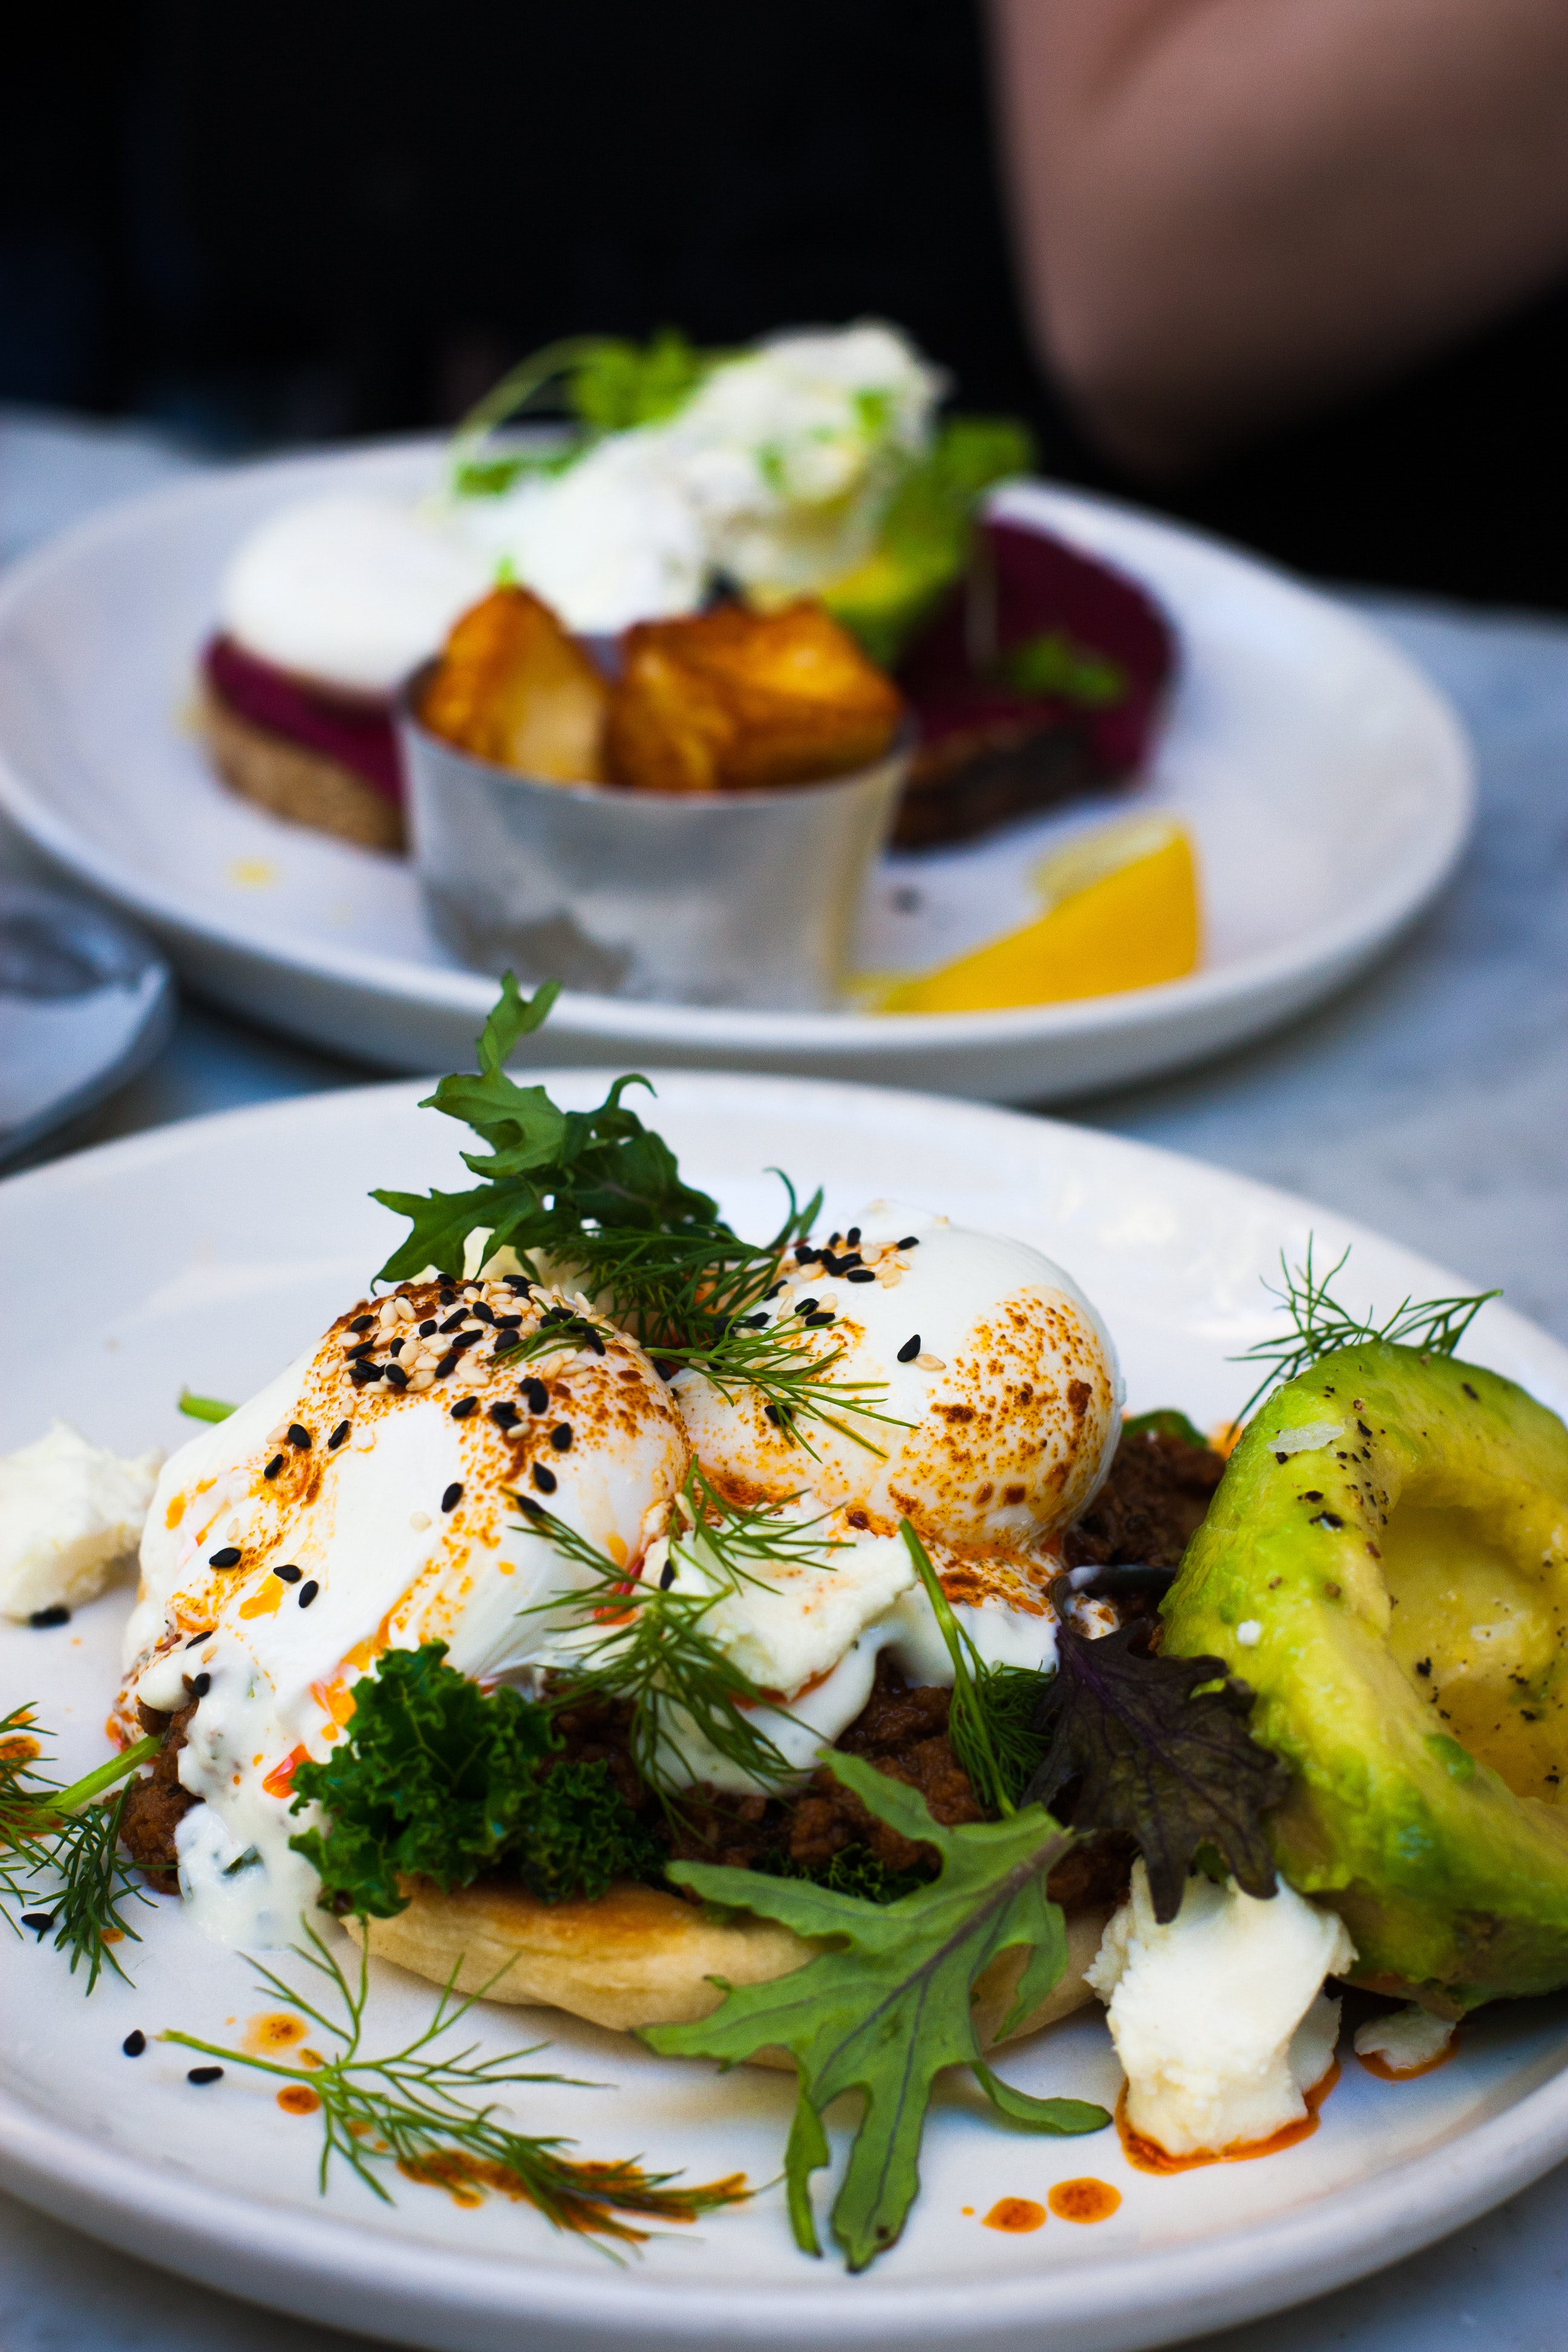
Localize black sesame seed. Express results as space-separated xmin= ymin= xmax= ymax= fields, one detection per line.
xmin=123 ymin=2030 xmax=146 ymax=2056
xmin=541 ymin=1306 xmax=570 ymax=1326
xmin=344 ymin=1339 xmax=374 ymax=1361
xmin=449 ymin=1330 xmax=481 ymax=1353
xmin=653 ymin=1361 xmax=676 ymax=1383
xmin=795 ymin=1298 xmax=819 ymax=1316
xmin=186 ymin=2066 xmax=224 ymax=2086
xmin=845 ymin=1268 xmax=876 ymax=1284
xmin=328 ymin=1420 xmax=351 ymax=1449
xmin=441 ymin=1482 xmax=463 ymax=1512
xmin=450 ymin=1396 xmax=478 ymax=1420
xmin=297 ymin=1581 xmax=319 ymax=1609
xmin=189 ymin=1672 xmax=212 ymax=1699
xmin=491 ymin=1402 xmax=521 ymax=1430
xmin=273 ymin=1564 xmax=301 ymax=1584
xmin=517 ymin=1494 xmax=544 ymax=1518
xmin=21 ymin=1911 xmax=56 ymax=1933
xmin=382 ymin=1362 xmax=409 ymax=1390
xmin=897 ymin=1235 xmax=920 ymax=1250
xmin=523 ymin=1379 xmax=549 ymax=1414
xmin=388 ymin=1336 xmax=405 ymax=1357
xmin=897 ymin=1334 xmax=921 ymax=1363
xmin=469 ymin=1301 xmax=495 ymax=1325
xmin=495 ymin=1312 xmax=523 ymax=1328
xmin=349 ymin=1313 xmax=375 ymax=1333
xmin=765 ymin=1282 xmax=783 ymax=1299
xmin=350 ymin=1364 xmax=379 ymax=1387
xmin=438 ymin=1289 xmax=457 ymax=1305
xmin=208 ymin=1546 xmax=242 ymax=1569
xmin=531 ymin=1463 xmax=558 ymax=1495
xmin=549 ymin=1424 xmax=573 ymax=1452
xmin=804 ymin=1312 xmax=834 ymax=1327
xmin=846 ymin=1226 xmax=861 ymax=1246
xmin=506 ymin=1275 xmax=533 ymax=1293
xmin=439 ymin=1309 xmax=467 ymax=1334
xmin=765 ymin=1403 xmax=782 ymax=1425
xmin=433 ymin=1353 xmax=459 ymax=1378
xmin=263 ymin=1454 xmax=285 ymax=1478
xmin=287 ymin=1423 xmax=312 ymax=1450
xmin=417 ymin=1319 xmax=437 ymax=1338
xmin=28 ymin=1604 xmax=70 ymax=1628
xmin=659 ymin=1559 xmax=677 ymax=1589
xmin=185 ymin=1628 xmax=214 ymax=1646
xmin=584 ymin=1327 xmax=606 ymax=1356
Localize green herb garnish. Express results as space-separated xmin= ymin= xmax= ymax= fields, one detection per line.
xmin=1021 ymin=1625 xmax=1289 ymax=1922
xmin=645 ymin=1759 xmax=1107 ymax=2269
xmin=1233 ymin=1241 xmax=1498 ymax=1422
xmin=287 ymin=1645 xmax=657 ymax=1919
xmin=1 ymin=1707 xmax=160 ymax=1990
xmin=177 ymin=1389 xmax=237 ymax=1423
xmin=162 ymin=1926 xmax=746 ymax=2244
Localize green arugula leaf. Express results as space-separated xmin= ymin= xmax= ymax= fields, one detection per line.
xmin=288 ymin=1644 xmax=655 ymax=1916
xmin=1023 ymin=1624 xmax=1290 ymax=1922
xmin=644 ymin=1754 xmax=1107 ymax=2270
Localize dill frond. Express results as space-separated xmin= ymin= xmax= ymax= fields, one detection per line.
xmin=1 ymin=1708 xmax=160 ymax=1991
xmin=1233 ymin=1241 xmax=1499 ymax=1422
xmin=161 ymin=1926 xmax=746 ymax=2245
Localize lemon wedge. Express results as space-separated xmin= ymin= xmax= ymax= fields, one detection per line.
xmin=864 ymin=814 xmax=1200 ymax=1015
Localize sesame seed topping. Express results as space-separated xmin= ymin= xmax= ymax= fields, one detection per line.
xmin=419 ymin=1319 xmax=437 ymax=1337
xmin=531 ymin=1463 xmax=558 ymax=1495
xmin=287 ymin=1424 xmax=312 ymax=1450
xmin=439 ymin=1309 xmax=467 ymax=1334
xmin=273 ymin=1564 xmax=301 ymax=1583
xmin=845 ymin=1268 xmax=876 ymax=1284
xmin=189 ymin=1672 xmax=212 ymax=1698
xmin=494 ymin=1312 xmax=523 ymax=1328
xmin=804 ymin=1312 xmax=835 ymax=1327
xmin=469 ymin=1301 xmax=495 ymax=1325
xmin=659 ymin=1559 xmax=677 ymax=1589
xmin=523 ymin=1379 xmax=549 ymax=1414
xmin=186 ymin=2066 xmax=224 ymax=2086
xmin=795 ymin=1298 xmax=819 ymax=1315
xmin=349 ymin=1314 xmax=374 ymax=1333
xmin=409 ymin=1511 xmax=431 ymax=1532
xmin=263 ymin=1454 xmax=285 ymax=1479
xmin=382 ymin=1363 xmax=409 ymax=1390
xmin=897 ymin=1334 xmax=921 ymax=1362
xmin=441 ymin=1482 xmax=463 ymax=1512
xmin=185 ymin=1628 xmax=213 ymax=1646
xmin=208 ymin=1547 xmax=242 ymax=1569
xmin=915 ymin=1353 xmax=946 ymax=1371
xmin=897 ymin=1236 xmax=920 ymax=1250
xmin=327 ymin=1420 xmax=351 ymax=1449
xmin=343 ymin=1339 xmax=373 ymax=1361
xmin=765 ymin=1403 xmax=782 ymax=1425
xmin=549 ymin=1424 xmax=573 ymax=1451
xmin=21 ymin=1911 xmax=56 ymax=1933
xmin=27 ymin=1604 xmax=70 ymax=1628
xmin=297 ymin=1581 xmax=319 ymax=1609
xmin=846 ymin=1227 xmax=861 ymax=1246
xmin=123 ymin=2030 xmax=146 ymax=2056
xmin=490 ymin=1401 xmax=520 ymax=1430
xmin=449 ymin=1396 xmax=477 ymax=1420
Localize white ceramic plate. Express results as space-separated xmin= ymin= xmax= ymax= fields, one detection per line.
xmin=1 ymin=1072 xmax=1564 ymax=2352
xmin=0 ymin=445 xmax=1473 ymax=1100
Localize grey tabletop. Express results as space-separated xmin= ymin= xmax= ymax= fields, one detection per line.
xmin=1 ymin=410 xmax=1564 ymax=2352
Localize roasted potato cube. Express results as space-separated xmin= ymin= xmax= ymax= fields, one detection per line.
xmin=419 ymin=586 xmax=609 ymax=783
xmin=607 ymin=601 xmax=903 ymax=793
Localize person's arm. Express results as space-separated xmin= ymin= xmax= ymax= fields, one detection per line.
xmin=988 ymin=0 xmax=1568 ymax=472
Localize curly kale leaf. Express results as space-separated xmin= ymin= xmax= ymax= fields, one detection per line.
xmin=1023 ymin=1624 xmax=1290 ymax=1922
xmin=287 ymin=1644 xmax=652 ymax=1918
xmin=645 ymin=1755 xmax=1107 ymax=2271
xmin=372 ymin=973 xmax=728 ymax=1286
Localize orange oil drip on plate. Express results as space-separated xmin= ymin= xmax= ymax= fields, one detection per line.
xmin=1048 ymin=2178 xmax=1121 ymax=2223
xmin=245 ymin=2010 xmax=310 ymax=2054
xmin=277 ymin=2085 xmax=321 ymax=2115
xmin=1357 ymin=2037 xmax=1459 ymax=2083
xmin=1118 ymin=2059 xmax=1341 ymax=2175
xmin=982 ymin=2197 xmax=1046 ymax=2233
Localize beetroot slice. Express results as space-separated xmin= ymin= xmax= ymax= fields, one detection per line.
xmin=203 ymin=636 xmax=404 ymax=803
xmin=894 ymin=517 xmax=1176 ymax=847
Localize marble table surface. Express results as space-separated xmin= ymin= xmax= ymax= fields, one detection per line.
xmin=1 ymin=408 xmax=1566 ymax=2352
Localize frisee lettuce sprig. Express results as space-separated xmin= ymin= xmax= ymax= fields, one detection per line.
xmin=162 ymin=1925 xmax=746 ymax=2247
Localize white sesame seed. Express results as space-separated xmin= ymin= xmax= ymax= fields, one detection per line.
xmin=407 ymin=1369 xmax=435 ymax=1392
xmin=915 ymin=1353 xmax=946 ymax=1371
xmin=410 ymin=1511 xmax=432 ymax=1532
xmin=393 ymin=1297 xmax=417 ymax=1324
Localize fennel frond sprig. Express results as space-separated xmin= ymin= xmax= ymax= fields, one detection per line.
xmin=162 ymin=1927 xmax=746 ymax=2245
xmin=1233 ymin=1241 xmax=1499 ymax=1423
xmin=653 ymin=1318 xmax=907 ymax=1458
xmin=900 ymin=1526 xmax=1047 ymax=1818
xmin=1 ymin=1705 xmax=160 ymax=1991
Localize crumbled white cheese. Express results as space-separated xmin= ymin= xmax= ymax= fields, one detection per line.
xmin=0 ymin=1420 xmax=163 ymax=1620
xmin=1353 ymin=2004 xmax=1455 ymax=2074
xmin=665 ymin=1511 xmax=914 ymax=1699
xmin=1086 ymin=1860 xmax=1356 ymax=2158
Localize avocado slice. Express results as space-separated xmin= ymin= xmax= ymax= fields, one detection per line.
xmin=1162 ymin=1342 xmax=1568 ymax=2011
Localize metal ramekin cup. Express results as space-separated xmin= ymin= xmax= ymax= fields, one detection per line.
xmin=400 ymin=681 xmax=909 ymax=1011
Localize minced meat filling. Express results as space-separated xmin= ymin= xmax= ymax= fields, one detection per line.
xmin=119 ymin=1698 xmax=197 ymax=1890
xmin=1064 ymin=1424 xmax=1226 ymax=1573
